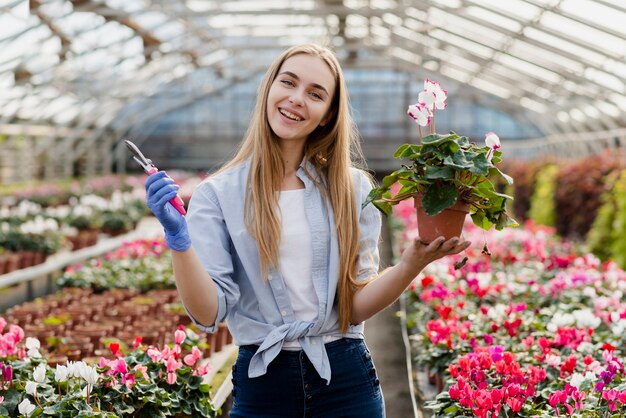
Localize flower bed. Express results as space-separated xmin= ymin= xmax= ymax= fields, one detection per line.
xmin=393 ymin=200 xmax=626 ymax=417
xmin=0 ymin=322 xmax=216 ymax=417
xmin=6 ymin=240 xmax=231 ymax=361
xmin=0 ymin=238 xmax=233 ymax=416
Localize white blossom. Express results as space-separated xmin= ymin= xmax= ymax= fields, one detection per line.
xmin=54 ymin=365 xmax=69 ymax=382
xmin=33 ymin=364 xmax=46 ymax=383
xmin=18 ymin=398 xmax=36 ymax=417
xmin=569 ymin=373 xmax=584 ymax=388
xmin=572 ymin=309 xmax=601 ymax=329
xmin=25 ymin=381 xmax=37 ymax=395
xmin=80 ymin=365 xmax=99 ymax=386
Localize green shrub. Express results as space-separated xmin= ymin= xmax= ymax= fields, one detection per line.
xmin=609 ymin=169 xmax=626 ymax=268
xmin=528 ymin=165 xmax=559 ymax=227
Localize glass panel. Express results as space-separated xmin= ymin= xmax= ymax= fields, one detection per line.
xmin=560 ymin=0 xmax=626 ymax=36
xmin=465 ymin=6 xmax=522 ymax=32
xmin=523 ymin=27 xmax=605 ymax=64
xmin=541 ymin=11 xmax=625 ymax=58
xmin=467 ymin=0 xmax=542 ymax=20
xmin=429 ymin=29 xmax=494 ymax=59
xmin=495 ymin=54 xmax=561 ymax=84
xmin=508 ymin=39 xmax=585 ymax=75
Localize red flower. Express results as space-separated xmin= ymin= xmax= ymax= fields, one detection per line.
xmin=602 ymin=343 xmax=616 ymax=352
xmin=448 ymin=384 xmax=460 ymax=400
xmin=421 ymin=275 xmax=434 ymax=287
xmin=109 ymin=342 xmax=121 ymax=357
xmin=506 ymin=397 xmax=522 ymax=412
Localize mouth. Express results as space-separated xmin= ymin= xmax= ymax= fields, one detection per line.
xmin=279 ymin=108 xmax=303 ymax=121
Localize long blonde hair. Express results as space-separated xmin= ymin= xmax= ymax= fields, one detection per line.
xmin=220 ymin=44 xmax=368 ymax=332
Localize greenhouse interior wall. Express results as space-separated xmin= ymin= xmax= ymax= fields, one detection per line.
xmin=2 ymin=0 xmax=626 ymax=417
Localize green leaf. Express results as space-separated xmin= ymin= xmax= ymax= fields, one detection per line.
xmin=422 ymin=183 xmax=457 ymax=215
xmin=372 ymin=200 xmax=392 ymax=216
xmin=467 ymin=153 xmax=490 ymax=175
xmin=495 ymin=167 xmax=514 ymax=184
xmin=393 ymin=144 xmax=421 ymax=159
xmin=422 ymin=132 xmax=460 ymax=145
xmin=424 ymin=166 xmax=455 ymax=180
xmin=471 ymin=211 xmax=494 ymax=230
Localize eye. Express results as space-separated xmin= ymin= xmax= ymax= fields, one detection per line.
xmin=310 ymin=91 xmax=324 ymax=100
xmin=280 ymin=79 xmax=294 ymax=87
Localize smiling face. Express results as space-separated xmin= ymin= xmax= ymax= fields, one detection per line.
xmin=266 ymin=53 xmax=336 ymax=148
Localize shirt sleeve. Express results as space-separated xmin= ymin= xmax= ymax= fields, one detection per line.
xmin=354 ymin=170 xmax=382 ymax=283
xmin=183 ymin=182 xmax=241 ymax=333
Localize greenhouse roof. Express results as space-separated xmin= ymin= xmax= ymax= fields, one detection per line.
xmin=1 ymin=0 xmax=626 ymax=151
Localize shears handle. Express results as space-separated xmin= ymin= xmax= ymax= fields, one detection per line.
xmin=147 ymin=167 xmax=187 ymax=216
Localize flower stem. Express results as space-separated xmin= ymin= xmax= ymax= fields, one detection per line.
xmin=431 ymin=110 xmax=436 ymax=133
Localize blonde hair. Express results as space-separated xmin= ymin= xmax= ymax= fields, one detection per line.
xmin=219 ymin=44 xmax=369 ymax=332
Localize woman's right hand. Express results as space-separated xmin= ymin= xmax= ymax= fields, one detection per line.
xmin=145 ymin=171 xmax=191 ymax=251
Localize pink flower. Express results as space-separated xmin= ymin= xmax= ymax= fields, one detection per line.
xmin=133 ymin=364 xmax=148 ymax=380
xmin=184 ymin=347 xmax=203 ymax=367
xmin=113 ymin=359 xmax=128 ymax=375
xmin=175 ymin=330 xmax=186 ymax=346
xmin=193 ymin=362 xmax=212 ymax=376
xmin=167 ymin=372 xmax=177 ymax=385
xmin=166 ymin=357 xmax=182 ymax=374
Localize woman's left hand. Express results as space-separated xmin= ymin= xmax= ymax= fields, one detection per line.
xmin=398 ymin=236 xmax=471 ymax=280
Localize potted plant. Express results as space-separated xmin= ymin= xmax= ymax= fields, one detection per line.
xmin=363 ymin=79 xmax=518 ymax=248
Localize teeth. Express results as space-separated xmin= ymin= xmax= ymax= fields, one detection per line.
xmin=280 ymin=109 xmax=302 ymax=121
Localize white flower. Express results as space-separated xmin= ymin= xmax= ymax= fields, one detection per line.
xmin=485 ymin=132 xmax=501 ymax=149
xmin=407 ymin=103 xmax=431 ymax=127
xmin=547 ymin=312 xmax=575 ymax=332
xmin=33 ymin=364 xmax=46 ymax=383
xmin=55 ymin=365 xmax=69 ymax=382
xmin=570 ymin=373 xmax=584 ymax=388
xmin=25 ymin=381 xmax=37 ymax=395
xmin=25 ymin=337 xmax=40 ymax=351
xmin=25 ymin=337 xmax=42 ymax=359
xmin=582 ymin=286 xmax=597 ymax=298
xmin=572 ymin=309 xmax=601 ymax=329
xmin=80 ymin=365 xmax=99 ymax=386
xmin=18 ymin=398 xmax=36 ymax=417
xmin=485 ymin=132 xmax=501 ymax=161
xmin=418 ymin=79 xmax=447 ymax=110
xmin=546 ymin=354 xmax=561 ymax=367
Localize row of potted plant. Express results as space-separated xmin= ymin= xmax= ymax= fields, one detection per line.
xmin=391 ymin=198 xmax=626 ymax=417
xmin=0 ymin=319 xmax=217 ymax=417
xmin=0 ymin=175 xmax=141 ymax=208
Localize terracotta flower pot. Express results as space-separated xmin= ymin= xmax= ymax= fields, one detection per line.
xmin=414 ymin=195 xmax=470 ymax=243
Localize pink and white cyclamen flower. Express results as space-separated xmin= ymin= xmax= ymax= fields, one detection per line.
xmin=407 ymin=103 xmax=431 ymax=127
xmin=485 ymin=132 xmax=501 ymax=161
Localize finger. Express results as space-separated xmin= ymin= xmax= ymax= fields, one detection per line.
xmin=152 ymin=186 xmax=180 ymax=208
xmin=424 ymin=236 xmax=445 ymax=251
xmin=146 ymin=177 xmax=176 ymax=198
xmin=448 ymin=240 xmax=471 ymax=254
xmin=440 ymin=237 xmax=460 ymax=252
xmin=155 ymin=189 xmax=181 ymax=209
xmin=145 ymin=170 xmax=168 ymax=190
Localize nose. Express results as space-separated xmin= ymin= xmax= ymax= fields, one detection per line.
xmin=288 ymin=89 xmax=305 ymax=106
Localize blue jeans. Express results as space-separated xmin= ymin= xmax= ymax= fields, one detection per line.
xmin=229 ymin=338 xmax=385 ymax=418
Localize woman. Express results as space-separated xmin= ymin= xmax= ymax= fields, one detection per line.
xmin=145 ymin=44 xmax=470 ymax=417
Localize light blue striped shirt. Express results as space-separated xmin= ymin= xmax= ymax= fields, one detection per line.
xmin=184 ymin=158 xmax=381 ymax=384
